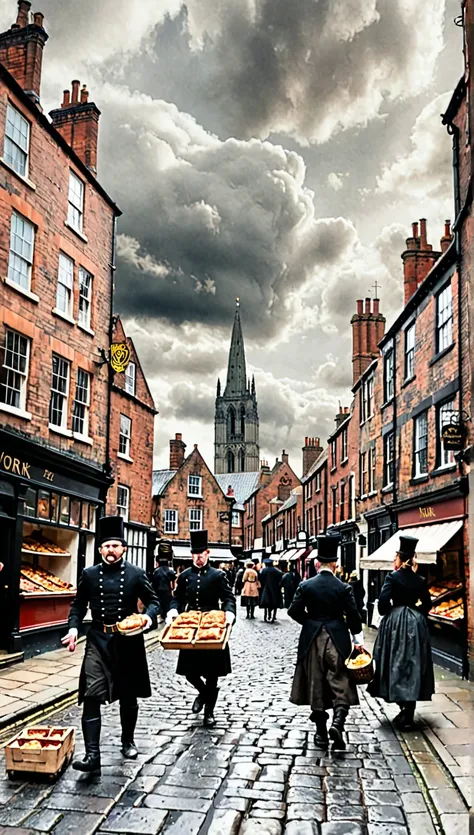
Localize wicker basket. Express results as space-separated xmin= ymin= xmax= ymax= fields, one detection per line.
xmin=345 ymin=649 xmax=374 ymax=685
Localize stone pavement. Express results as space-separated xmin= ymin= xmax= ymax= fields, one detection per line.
xmin=0 ymin=612 xmax=470 ymax=835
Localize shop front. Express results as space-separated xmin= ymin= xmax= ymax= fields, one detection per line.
xmin=364 ymin=508 xmax=395 ymax=626
xmin=0 ymin=429 xmax=108 ymax=656
xmin=361 ymin=494 xmax=467 ymax=676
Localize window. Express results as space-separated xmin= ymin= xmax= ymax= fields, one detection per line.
xmin=304 ymin=481 xmax=312 ymax=501
xmin=405 ymin=323 xmax=415 ymax=380
xmin=340 ymin=482 xmax=346 ymax=522
xmin=227 ymin=450 xmax=235 ymax=472
xmin=188 ymin=475 xmax=202 ymax=497
xmin=330 ymin=439 xmax=337 ymax=470
xmin=8 ymin=212 xmax=34 ymax=291
xmin=117 ymin=485 xmax=130 ymax=521
xmin=4 ymin=104 xmax=29 ymax=177
xmin=164 ymin=509 xmax=178 ymax=534
xmin=414 ymin=411 xmax=429 ymax=477
xmin=238 ymin=449 xmax=245 ymax=471
xmin=49 ymin=355 xmax=70 ymax=429
xmin=383 ymin=432 xmax=395 ymax=487
xmin=370 ymin=447 xmax=376 ymax=492
xmin=436 ymin=283 xmax=453 ymax=352
xmin=124 ymin=361 xmax=136 ymax=396
xmin=384 ymin=350 xmax=394 ymax=402
xmin=316 ymin=502 xmax=322 ymax=533
xmin=348 ymin=475 xmax=354 ymax=519
xmin=0 ymin=328 xmax=30 ymax=411
xmin=315 ymin=472 xmax=321 ymax=492
xmin=361 ymin=375 xmax=374 ymax=422
xmin=78 ymin=267 xmax=92 ymax=329
xmin=125 ymin=526 xmax=147 ymax=570
xmin=56 ymin=253 xmax=74 ymax=317
xmin=232 ymin=511 xmax=240 ymax=527
xmin=189 ymin=508 xmax=203 ymax=530
xmin=360 ymin=452 xmax=368 ymax=496
xmin=72 ymin=369 xmax=90 ymax=437
xmin=331 ymin=487 xmax=337 ymax=525
xmin=119 ymin=414 xmax=131 ymax=458
xmin=438 ymin=399 xmax=456 ymax=468
xmin=68 ymin=171 xmax=84 ymax=232
xmin=341 ymin=427 xmax=348 ymax=462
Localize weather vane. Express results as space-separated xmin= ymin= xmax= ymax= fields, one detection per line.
xmin=371 ymin=280 xmax=380 ymax=300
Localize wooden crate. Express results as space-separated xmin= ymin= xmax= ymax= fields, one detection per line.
xmin=5 ymin=726 xmax=75 ymax=780
xmin=161 ymin=624 xmax=230 ymax=651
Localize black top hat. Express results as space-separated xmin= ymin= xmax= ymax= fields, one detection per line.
xmin=158 ymin=540 xmax=173 ymax=559
xmin=190 ymin=529 xmax=208 ymax=554
xmin=263 ymin=557 xmax=273 ymax=564
xmin=398 ymin=535 xmax=418 ymax=558
xmin=98 ymin=515 xmax=126 ymax=546
xmin=316 ymin=534 xmax=340 ymax=563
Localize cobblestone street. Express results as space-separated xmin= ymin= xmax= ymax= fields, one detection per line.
xmin=0 ymin=613 xmax=470 ymax=835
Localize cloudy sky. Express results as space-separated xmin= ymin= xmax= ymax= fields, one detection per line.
xmin=2 ymin=0 xmax=463 ymax=473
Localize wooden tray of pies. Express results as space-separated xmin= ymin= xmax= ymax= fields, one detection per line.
xmin=5 ymin=726 xmax=75 ymax=779
xmin=161 ymin=610 xmax=230 ymax=650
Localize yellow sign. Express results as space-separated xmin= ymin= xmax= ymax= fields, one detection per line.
xmin=419 ymin=506 xmax=436 ymax=520
xmin=110 ymin=342 xmax=131 ymax=374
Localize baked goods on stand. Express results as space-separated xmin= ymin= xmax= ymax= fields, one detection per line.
xmin=161 ymin=609 xmax=231 ymax=650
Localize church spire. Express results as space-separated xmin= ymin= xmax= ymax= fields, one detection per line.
xmin=224 ymin=298 xmax=247 ymax=396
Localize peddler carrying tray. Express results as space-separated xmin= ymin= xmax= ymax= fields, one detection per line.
xmin=161 ymin=610 xmax=231 ymax=651
xmin=5 ymin=726 xmax=75 ymax=780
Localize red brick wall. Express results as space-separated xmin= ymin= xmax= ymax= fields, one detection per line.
xmin=303 ymin=457 xmax=328 ymax=538
xmin=0 ymin=79 xmax=115 ymax=465
xmin=244 ymin=461 xmax=300 ymax=548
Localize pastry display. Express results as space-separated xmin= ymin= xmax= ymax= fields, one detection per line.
xmin=22 ymin=533 xmax=69 ymax=556
xmin=429 ymin=581 xmax=462 ymax=600
xmin=20 ymin=564 xmax=73 ymax=594
xmin=174 ymin=611 xmax=201 ymax=627
xmin=116 ymin=613 xmax=148 ymax=634
xmin=431 ymin=596 xmax=464 ymax=620
xmin=201 ymin=610 xmax=226 ymax=628
xmin=20 ymin=577 xmax=44 ymax=593
xmin=167 ymin=627 xmax=196 ymax=642
xmin=196 ymin=627 xmax=225 ymax=642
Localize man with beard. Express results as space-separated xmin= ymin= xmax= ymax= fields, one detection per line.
xmin=152 ymin=540 xmax=176 ymax=618
xmin=166 ymin=530 xmax=236 ymax=727
xmin=62 ymin=516 xmax=159 ymax=774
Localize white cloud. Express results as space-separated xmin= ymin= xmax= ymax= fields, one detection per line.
xmin=328 ymin=172 xmax=344 ymax=192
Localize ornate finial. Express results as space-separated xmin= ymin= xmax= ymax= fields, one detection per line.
xmin=371 ymin=280 xmax=380 ymax=300
xmin=236 ymin=297 xmax=240 ymax=308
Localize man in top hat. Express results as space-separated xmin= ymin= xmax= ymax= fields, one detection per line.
xmin=259 ymin=556 xmax=283 ymax=622
xmin=166 ymin=530 xmax=236 ymax=727
xmin=152 ymin=540 xmax=176 ymax=618
xmin=288 ymin=534 xmax=364 ymax=751
xmin=62 ymin=516 xmax=160 ymax=774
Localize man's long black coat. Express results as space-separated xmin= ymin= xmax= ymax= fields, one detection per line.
xmin=259 ymin=565 xmax=283 ymax=609
xmin=68 ymin=560 xmax=160 ymax=703
xmin=288 ymin=570 xmax=362 ymax=661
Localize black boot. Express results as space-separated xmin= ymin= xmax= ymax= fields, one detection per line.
xmin=329 ymin=705 xmax=349 ymax=751
xmin=120 ymin=702 xmax=139 ymax=759
xmin=73 ymin=717 xmax=101 ymax=773
xmin=397 ymin=702 xmax=416 ymax=730
xmin=311 ymin=711 xmax=329 ymax=750
xmin=246 ymin=606 xmax=251 ymax=619
xmin=203 ymin=688 xmax=219 ymax=728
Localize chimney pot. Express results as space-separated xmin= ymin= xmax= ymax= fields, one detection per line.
xmin=71 ymin=80 xmax=80 ymax=103
xmin=33 ymin=12 xmax=43 ymax=26
xmin=412 ymin=221 xmax=419 ymax=239
xmin=357 ymin=299 xmax=363 ymax=315
xmin=62 ymin=89 xmax=70 ymax=108
xmin=373 ymin=298 xmax=380 ymax=315
xmin=80 ymin=84 xmax=89 ymax=103
xmin=445 ymin=219 xmax=451 ymax=237
xmin=365 ymin=297 xmax=371 ymax=314
xmin=419 ymin=218 xmax=428 ymax=247
xmin=169 ymin=433 xmax=186 ymax=469
xmin=16 ymin=1 xmax=30 ymax=28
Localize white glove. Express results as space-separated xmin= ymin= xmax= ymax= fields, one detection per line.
xmin=61 ymin=628 xmax=78 ymax=653
xmin=166 ymin=610 xmax=179 ymax=625
xmin=225 ymin=611 xmax=236 ymax=626
xmin=143 ymin=614 xmax=153 ymax=632
xmin=353 ymin=631 xmax=364 ymax=647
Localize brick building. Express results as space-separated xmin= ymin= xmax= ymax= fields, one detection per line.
xmin=243 ymin=451 xmax=300 ymax=557
xmin=152 ymin=435 xmax=235 ymax=563
xmin=107 ymin=316 xmax=157 ymax=570
xmin=215 ymin=471 xmax=260 ymax=555
xmin=0 ymin=2 xmax=123 ymax=656
xmin=302 ymin=447 xmax=328 ymax=543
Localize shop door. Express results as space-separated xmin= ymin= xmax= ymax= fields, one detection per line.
xmin=0 ymin=517 xmax=15 ymax=650
xmin=342 ymin=543 xmax=356 ymax=577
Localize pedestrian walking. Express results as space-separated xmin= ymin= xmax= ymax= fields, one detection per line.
xmin=152 ymin=540 xmax=176 ymax=618
xmin=281 ymin=562 xmax=302 ymax=608
xmin=349 ymin=570 xmax=366 ymax=620
xmin=288 ymin=535 xmax=364 ymax=751
xmin=166 ymin=530 xmax=236 ymax=727
xmin=234 ymin=563 xmax=245 ymax=596
xmin=241 ymin=561 xmax=260 ymax=618
xmin=368 ymin=535 xmax=434 ymax=729
xmin=259 ymin=557 xmax=283 ymax=622
xmin=62 ymin=516 xmax=160 ymax=774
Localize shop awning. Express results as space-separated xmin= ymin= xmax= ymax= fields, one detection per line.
xmin=171 ymin=545 xmax=234 ymax=561
xmin=360 ymin=521 xmax=463 ymax=570
xmin=282 ymin=549 xmax=297 ymax=561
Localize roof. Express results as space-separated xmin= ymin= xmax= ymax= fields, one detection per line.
xmin=302 ymin=448 xmax=328 ymax=484
xmin=215 ymin=472 xmax=260 ymax=505
xmin=279 ymin=493 xmax=298 ymax=512
xmin=442 ymin=76 xmax=465 ymax=126
xmin=152 ymin=470 xmax=176 ymax=496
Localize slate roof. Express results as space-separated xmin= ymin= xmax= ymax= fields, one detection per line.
xmin=215 ymin=472 xmax=260 ymax=505
xmin=152 ymin=469 xmax=176 ymax=496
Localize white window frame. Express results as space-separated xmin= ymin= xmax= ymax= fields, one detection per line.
xmin=383 ymin=432 xmax=395 ymax=488
xmin=436 ymin=283 xmax=453 ymax=353
xmin=119 ymin=414 xmax=132 ymax=458
xmin=189 ymin=507 xmax=203 ymax=531
xmin=4 ymin=103 xmax=30 ymax=178
xmin=117 ymin=485 xmax=130 ymax=521
xmin=360 ymin=451 xmax=368 ymax=496
xmin=0 ymin=328 xmax=30 ymax=412
xmin=368 ymin=446 xmax=376 ymax=493
xmin=188 ymin=475 xmax=202 ymax=497
xmin=56 ymin=252 xmax=74 ymax=318
xmin=8 ymin=211 xmax=35 ymax=292
xmin=49 ymin=355 xmax=70 ymax=430
xmin=405 ymin=323 xmax=415 ymax=380
xmin=330 ymin=439 xmax=337 ymax=470
xmin=232 ymin=510 xmax=240 ymax=528
xmin=438 ymin=399 xmax=456 ymax=469
xmin=384 ymin=350 xmax=394 ymax=402
xmin=341 ymin=427 xmax=348 ymax=462
xmin=414 ymin=411 xmax=429 ymax=478
xmin=362 ymin=375 xmax=374 ymax=422
xmin=72 ymin=368 xmax=91 ymax=438
xmin=124 ymin=361 xmax=136 ymax=396
xmin=78 ymin=266 xmax=92 ymax=330
xmin=67 ymin=170 xmax=84 ymax=233
xmin=164 ymin=509 xmax=178 ymax=534
xmin=315 ymin=471 xmax=321 ymax=492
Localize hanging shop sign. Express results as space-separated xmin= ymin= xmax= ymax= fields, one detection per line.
xmin=441 ymin=422 xmax=466 ymax=451
xmin=110 ymin=342 xmax=131 ymax=373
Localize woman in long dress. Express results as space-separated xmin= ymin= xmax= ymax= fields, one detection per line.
xmin=241 ymin=561 xmax=260 ymax=619
xmin=368 ymin=535 xmax=434 ymax=729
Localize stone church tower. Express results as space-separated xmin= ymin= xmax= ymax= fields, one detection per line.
xmin=214 ymin=302 xmax=260 ymax=474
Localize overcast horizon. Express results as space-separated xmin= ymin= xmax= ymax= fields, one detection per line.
xmin=1 ymin=0 xmax=463 ymax=476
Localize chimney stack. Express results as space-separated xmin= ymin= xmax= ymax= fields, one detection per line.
xmin=259 ymin=459 xmax=272 ymax=486
xmin=50 ymin=80 xmax=101 ymax=174
xmin=401 ymin=218 xmax=441 ymax=304
xmin=0 ymin=1 xmax=48 ymax=107
xmin=335 ymin=406 xmax=349 ymax=428
xmin=351 ymin=297 xmax=386 ymax=385
xmin=282 ymin=450 xmax=289 ymax=465
xmin=169 ymin=433 xmax=186 ymax=470
xmin=440 ymin=220 xmax=453 ymax=253
xmin=302 ymin=436 xmax=323 ymax=478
